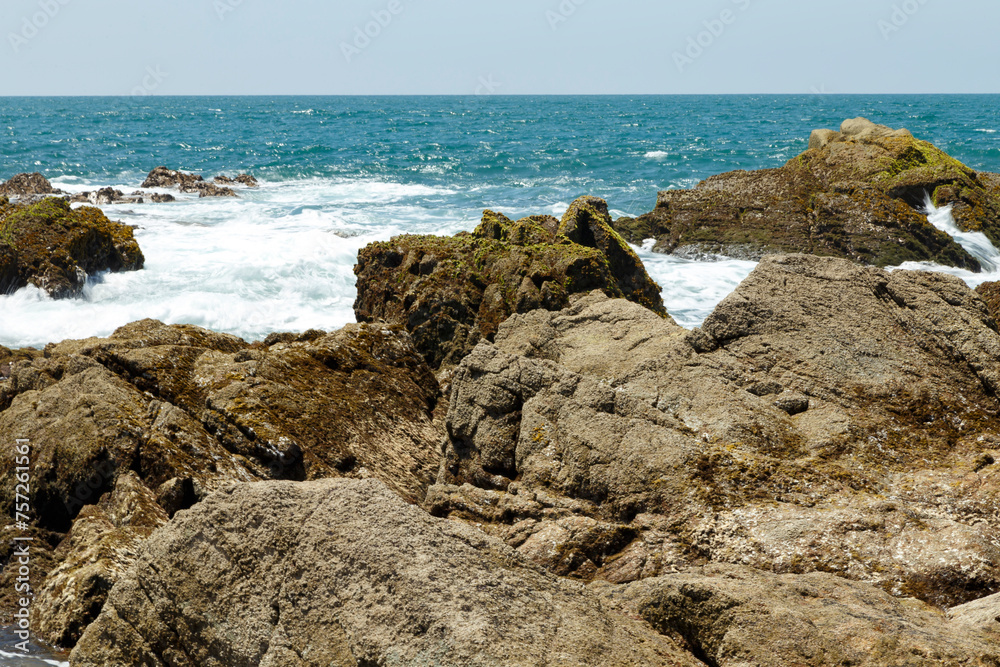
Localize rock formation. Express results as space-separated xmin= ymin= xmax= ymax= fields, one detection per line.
xmin=0 ymin=320 xmax=444 ymax=646
xmin=427 ymin=254 xmax=1000 ymax=609
xmin=0 ymin=172 xmax=63 ymax=198
xmin=598 ymin=563 xmax=1000 ymax=666
xmin=0 ymin=197 xmax=144 ymax=297
xmin=613 ymin=118 xmax=1000 ymax=269
xmin=70 ymin=478 xmax=701 ymax=667
xmin=355 ymin=196 xmax=666 ymax=368
xmin=141 ymin=166 xmax=252 ymax=197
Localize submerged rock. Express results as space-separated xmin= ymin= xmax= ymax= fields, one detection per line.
xmin=428 ymin=254 xmax=1000 ymax=608
xmin=354 ymin=196 xmax=666 ymax=368
xmin=0 ymin=172 xmax=63 ymax=198
xmin=185 ymin=181 xmax=238 ymax=198
xmin=614 ymin=118 xmax=1000 ymax=269
xmin=0 ymin=197 xmax=144 ymax=297
xmin=215 ymin=173 xmax=259 ymax=187
xmin=70 ymin=478 xmax=700 ymax=667
xmin=0 ymin=320 xmax=444 ymax=647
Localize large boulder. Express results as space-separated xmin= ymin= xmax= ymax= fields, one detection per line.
xmin=0 ymin=197 xmax=144 ymax=297
xmin=0 ymin=320 xmax=444 ymax=647
xmin=0 ymin=172 xmax=63 ymax=198
xmin=70 ymin=478 xmax=700 ymax=667
xmin=614 ymin=118 xmax=1000 ymax=269
xmin=427 ymin=254 xmax=1000 ymax=608
xmin=598 ymin=563 xmax=1000 ymax=666
xmin=354 ymin=196 xmax=666 ymax=368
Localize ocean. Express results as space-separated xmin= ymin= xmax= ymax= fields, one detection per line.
xmin=2 ymin=94 xmax=1000 ymax=663
xmin=2 ymin=95 xmax=1000 ymax=350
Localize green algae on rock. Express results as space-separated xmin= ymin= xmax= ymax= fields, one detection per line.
xmin=0 ymin=197 xmax=144 ymax=297
xmin=614 ymin=118 xmax=1000 ymax=270
xmin=354 ymin=195 xmax=667 ymax=369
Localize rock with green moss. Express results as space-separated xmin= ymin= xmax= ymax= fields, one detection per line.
xmin=614 ymin=118 xmax=1000 ymax=270
xmin=0 ymin=319 xmax=445 ymax=648
xmin=428 ymin=255 xmax=1000 ymax=609
xmin=0 ymin=197 xmax=144 ymax=297
xmin=354 ymin=196 xmax=667 ymax=369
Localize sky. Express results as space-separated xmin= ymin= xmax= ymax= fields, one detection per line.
xmin=0 ymin=0 xmax=996 ymax=95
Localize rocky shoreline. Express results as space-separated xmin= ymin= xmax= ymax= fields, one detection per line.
xmin=4 ymin=120 xmax=1000 ymax=665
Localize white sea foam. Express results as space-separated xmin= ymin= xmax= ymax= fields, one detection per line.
xmin=634 ymin=245 xmax=757 ymax=328
xmin=644 ymin=150 xmax=670 ymax=160
xmin=890 ymin=195 xmax=1000 ymax=287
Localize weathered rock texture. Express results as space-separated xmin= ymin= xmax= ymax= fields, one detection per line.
xmin=0 ymin=172 xmax=63 ymax=198
xmin=427 ymin=254 xmax=1000 ymax=609
xmin=614 ymin=118 xmax=1000 ymax=269
xmin=598 ymin=563 xmax=1000 ymax=666
xmin=0 ymin=320 xmax=444 ymax=645
xmin=0 ymin=197 xmax=144 ymax=297
xmin=32 ymin=471 xmax=168 ymax=647
xmin=71 ymin=478 xmax=700 ymax=667
xmin=141 ymin=166 xmax=248 ymax=197
xmin=355 ymin=196 xmax=666 ymax=368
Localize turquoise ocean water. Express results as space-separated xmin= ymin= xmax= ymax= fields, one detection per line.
xmin=1 ymin=95 xmax=999 ymax=350
xmin=2 ymin=94 xmax=1000 ymax=662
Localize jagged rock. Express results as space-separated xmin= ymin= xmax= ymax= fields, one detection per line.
xmin=0 ymin=197 xmax=144 ymax=297
xmin=0 ymin=319 xmax=443 ymax=530
xmin=215 ymin=173 xmax=258 ymax=187
xmin=354 ymin=196 xmax=666 ymax=368
xmin=190 ymin=182 xmax=238 ymax=198
xmin=148 ymin=192 xmax=175 ymax=203
xmin=140 ymin=166 xmax=203 ymax=189
xmin=69 ymin=188 xmax=143 ymax=206
xmin=0 ymin=320 xmax=445 ymax=648
xmin=0 ymin=172 xmax=63 ymax=198
xmin=428 ymin=255 xmax=1000 ymax=607
xmin=597 ymin=563 xmax=1000 ymax=666
xmin=614 ymin=118 xmax=1000 ymax=269
xmin=71 ymin=478 xmax=700 ymax=667
xmin=32 ymin=471 xmax=168 ymax=648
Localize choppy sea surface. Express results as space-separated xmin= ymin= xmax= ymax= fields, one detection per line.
xmin=2 ymin=95 xmax=1000 ymax=349
xmin=2 ymin=95 xmax=1000 ymax=661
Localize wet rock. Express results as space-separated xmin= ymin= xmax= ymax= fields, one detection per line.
xmin=148 ymin=192 xmax=175 ymax=203
xmin=354 ymin=196 xmax=666 ymax=368
xmin=140 ymin=166 xmax=203 ymax=189
xmin=71 ymin=478 xmax=700 ymax=667
xmin=216 ymin=173 xmax=258 ymax=188
xmin=69 ymin=188 xmax=143 ymax=206
xmin=429 ymin=255 xmax=1000 ymax=607
xmin=614 ymin=118 xmax=999 ymax=270
xmin=0 ymin=197 xmax=144 ymax=297
xmin=188 ymin=182 xmax=238 ymax=198
xmin=0 ymin=172 xmax=63 ymax=198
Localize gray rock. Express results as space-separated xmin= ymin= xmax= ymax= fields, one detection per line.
xmin=70 ymin=478 xmax=700 ymax=667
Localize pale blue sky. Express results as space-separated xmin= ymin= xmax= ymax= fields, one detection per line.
xmin=0 ymin=0 xmax=995 ymax=95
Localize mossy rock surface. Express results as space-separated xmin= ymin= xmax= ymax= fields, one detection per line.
xmin=354 ymin=196 xmax=667 ymax=369
xmin=0 ymin=197 xmax=144 ymax=297
xmin=614 ymin=119 xmax=1000 ymax=270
